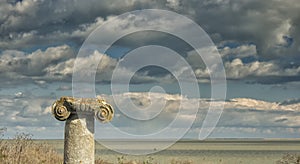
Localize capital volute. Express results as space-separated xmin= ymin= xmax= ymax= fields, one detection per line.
xmin=51 ymin=96 xmax=114 ymax=123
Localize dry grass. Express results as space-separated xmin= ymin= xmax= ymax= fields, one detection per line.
xmin=0 ymin=131 xmax=150 ymax=164
xmin=2 ymin=127 xmax=295 ymax=164
xmin=170 ymin=159 xmax=193 ymax=164
xmin=95 ymin=158 xmax=112 ymax=164
xmin=0 ymin=129 xmax=192 ymax=164
xmin=276 ymin=153 xmax=300 ymax=164
xmin=0 ymin=132 xmax=63 ymax=164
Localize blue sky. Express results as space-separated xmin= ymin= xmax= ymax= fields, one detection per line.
xmin=0 ymin=0 xmax=299 ymax=139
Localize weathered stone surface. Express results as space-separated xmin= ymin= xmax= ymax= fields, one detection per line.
xmin=52 ymin=96 xmax=114 ymax=122
xmin=64 ymin=113 xmax=94 ymax=164
xmin=51 ymin=96 xmax=114 ymax=164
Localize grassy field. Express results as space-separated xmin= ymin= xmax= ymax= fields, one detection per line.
xmin=1 ymin=131 xmax=300 ymax=164
xmin=35 ymin=139 xmax=300 ymax=164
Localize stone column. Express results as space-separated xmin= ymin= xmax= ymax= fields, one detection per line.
xmin=52 ymin=97 xmax=114 ymax=164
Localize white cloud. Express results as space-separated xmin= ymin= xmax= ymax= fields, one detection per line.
xmin=0 ymin=46 xmax=180 ymax=83
xmin=166 ymin=0 xmax=181 ymax=10
xmin=0 ymin=45 xmax=74 ymax=79
xmin=0 ymin=91 xmax=299 ymax=138
xmin=45 ymin=50 xmax=118 ymax=81
xmin=70 ymin=17 xmax=106 ymax=38
xmin=0 ymin=0 xmax=299 ymax=139
xmin=224 ymin=59 xmax=300 ymax=79
xmin=0 ymin=0 xmax=163 ymax=49
xmin=273 ymin=19 xmax=292 ymax=47
xmin=226 ymin=98 xmax=299 ymax=111
xmin=219 ymin=44 xmax=257 ymax=58
xmin=0 ymin=0 xmax=299 ymax=62
xmin=98 ymin=92 xmax=300 ymax=138
xmin=0 ymin=95 xmax=55 ymax=130
xmin=186 ymin=47 xmax=299 ymax=81
xmin=0 ymin=0 xmax=299 ymax=84
xmin=0 ymin=44 xmax=298 ymax=84
xmin=172 ymin=0 xmax=300 ymax=65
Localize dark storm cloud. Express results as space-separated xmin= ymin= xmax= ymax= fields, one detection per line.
xmin=0 ymin=0 xmax=299 ymax=83
xmin=164 ymin=0 xmax=300 ymax=80
xmin=0 ymin=0 xmax=166 ymax=49
xmin=182 ymin=0 xmax=300 ymax=83
xmin=2 ymin=0 xmax=299 ymax=56
xmin=185 ymin=1 xmax=299 ymax=48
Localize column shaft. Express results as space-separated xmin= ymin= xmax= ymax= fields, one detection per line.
xmin=64 ymin=113 xmax=94 ymax=164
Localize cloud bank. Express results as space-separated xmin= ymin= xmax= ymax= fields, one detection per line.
xmin=0 ymin=0 xmax=299 ymax=84
xmin=1 ymin=91 xmax=299 ymax=138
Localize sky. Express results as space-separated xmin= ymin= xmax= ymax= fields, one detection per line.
xmin=0 ymin=0 xmax=299 ymax=139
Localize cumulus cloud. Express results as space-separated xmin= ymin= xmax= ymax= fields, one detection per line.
xmin=106 ymin=92 xmax=300 ymax=112
xmin=0 ymin=45 xmax=184 ymax=84
xmin=44 ymin=50 xmax=118 ymax=82
xmin=0 ymin=43 xmax=298 ymax=85
xmin=0 ymin=95 xmax=55 ymax=129
xmin=186 ymin=0 xmax=300 ymax=57
xmin=188 ymin=47 xmax=299 ymax=83
xmin=166 ymin=0 xmax=181 ymax=10
xmin=96 ymin=92 xmax=300 ymax=137
xmin=1 ymin=1 xmax=300 ymax=55
xmin=0 ymin=0 xmax=165 ymax=49
xmin=1 ymin=0 xmax=299 ymax=139
xmin=0 ymin=45 xmax=74 ymax=82
xmin=224 ymin=59 xmax=300 ymax=79
xmin=2 ymin=0 xmax=298 ymax=59
xmin=219 ymin=44 xmax=257 ymax=58
xmin=0 ymin=0 xmax=299 ymax=83
xmin=0 ymin=91 xmax=299 ymax=138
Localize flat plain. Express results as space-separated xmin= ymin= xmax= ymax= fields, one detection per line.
xmin=39 ymin=139 xmax=300 ymax=164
